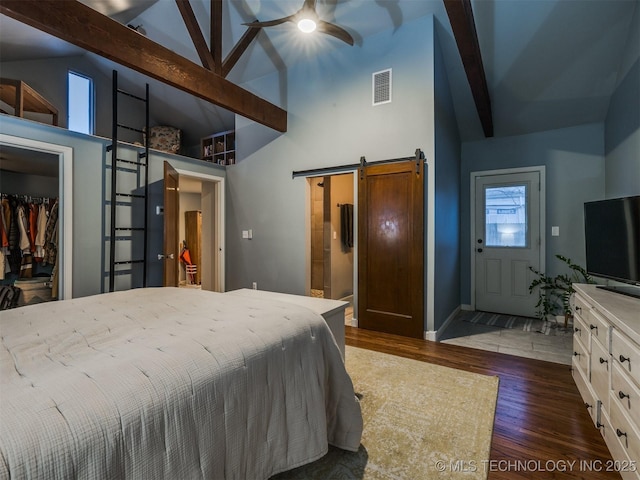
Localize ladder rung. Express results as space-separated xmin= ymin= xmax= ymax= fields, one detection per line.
xmin=114 ymin=260 xmax=145 ymax=265
xmin=116 ymin=193 xmax=146 ymax=199
xmin=116 ymin=158 xmax=147 ymax=167
xmin=117 ymin=89 xmax=147 ymax=102
xmin=117 ymin=124 xmax=144 ymax=134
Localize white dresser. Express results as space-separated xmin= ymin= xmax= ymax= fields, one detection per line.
xmin=225 ymin=289 xmax=348 ymax=359
xmin=572 ymin=284 xmax=640 ymax=479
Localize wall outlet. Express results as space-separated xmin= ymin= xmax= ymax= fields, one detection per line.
xmin=252 ymin=282 xmax=257 ymax=290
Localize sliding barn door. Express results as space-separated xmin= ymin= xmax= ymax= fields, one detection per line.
xmin=358 ymin=160 xmax=424 ymax=338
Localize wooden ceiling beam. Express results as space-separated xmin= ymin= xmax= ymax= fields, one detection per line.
xmin=175 ymin=0 xmax=216 ymax=71
xmin=211 ymin=0 xmax=223 ymax=76
xmin=222 ymin=27 xmax=261 ymax=78
xmin=0 ymin=0 xmax=287 ymax=132
xmin=444 ymin=0 xmax=493 ymax=137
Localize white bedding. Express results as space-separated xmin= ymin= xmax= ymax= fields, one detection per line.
xmin=0 ymin=287 xmax=362 ymax=479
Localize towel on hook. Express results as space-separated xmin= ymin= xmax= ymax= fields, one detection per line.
xmin=340 ymin=203 xmax=354 ymax=249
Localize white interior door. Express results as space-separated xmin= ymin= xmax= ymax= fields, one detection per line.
xmin=474 ymin=171 xmax=542 ymax=317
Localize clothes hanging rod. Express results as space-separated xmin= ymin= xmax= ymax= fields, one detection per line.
xmin=291 ymin=150 xmax=424 ymax=179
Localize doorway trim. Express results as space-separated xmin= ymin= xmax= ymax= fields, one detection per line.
xmin=0 ymin=133 xmax=73 ymax=300
xmin=469 ymin=166 xmax=546 ymax=311
xmin=304 ymin=173 xmax=359 ymax=326
xmin=175 ymin=168 xmax=225 ymax=292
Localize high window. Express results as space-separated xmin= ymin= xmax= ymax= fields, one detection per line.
xmin=67 ymin=71 xmax=94 ymax=134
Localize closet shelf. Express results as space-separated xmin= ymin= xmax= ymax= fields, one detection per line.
xmin=0 ymin=78 xmax=59 ymax=126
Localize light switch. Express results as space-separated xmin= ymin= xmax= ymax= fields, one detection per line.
xmin=551 ymin=226 xmax=560 ymax=236
xmin=242 ymin=230 xmax=249 ymax=239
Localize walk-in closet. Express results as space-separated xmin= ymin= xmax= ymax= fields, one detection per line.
xmin=0 ymin=144 xmax=60 ymax=308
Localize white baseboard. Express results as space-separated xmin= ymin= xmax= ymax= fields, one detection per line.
xmin=424 ymin=330 xmax=437 ymax=341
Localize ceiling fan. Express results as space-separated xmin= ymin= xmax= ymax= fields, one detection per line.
xmin=243 ymin=0 xmax=354 ymax=46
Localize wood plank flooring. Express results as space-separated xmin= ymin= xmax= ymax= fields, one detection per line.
xmin=345 ymin=326 xmax=622 ymax=480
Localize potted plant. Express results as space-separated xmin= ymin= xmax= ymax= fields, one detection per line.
xmin=528 ymin=254 xmax=594 ymax=326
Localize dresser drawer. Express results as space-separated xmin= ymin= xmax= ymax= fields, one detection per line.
xmin=573 ymin=292 xmax=592 ymax=320
xmin=573 ymin=359 xmax=597 ymax=425
xmin=573 ymin=312 xmax=590 ymax=351
xmin=589 ymin=307 xmax=611 ymax=353
xmin=612 ymin=328 xmax=640 ymax=387
xmin=591 ymin=336 xmax=611 ymax=412
xmin=612 ymin=361 xmax=640 ymax=429
xmin=573 ymin=334 xmax=590 ymax=378
xmin=610 ymin=394 xmax=640 ymax=475
xmin=601 ymin=406 xmax=640 ymax=480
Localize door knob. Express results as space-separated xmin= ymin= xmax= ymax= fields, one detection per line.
xmin=477 ymin=248 xmax=483 ymax=253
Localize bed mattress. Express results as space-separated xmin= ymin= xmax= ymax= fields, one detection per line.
xmin=0 ymin=287 xmax=362 ymax=479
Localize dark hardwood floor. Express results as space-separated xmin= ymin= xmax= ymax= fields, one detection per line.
xmin=345 ymin=326 xmax=622 ymax=480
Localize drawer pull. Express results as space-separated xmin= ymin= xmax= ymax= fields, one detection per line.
xmin=597 ymin=421 xmax=604 ymax=429
xmin=573 ymin=352 xmax=580 ymax=357
xmin=619 ymin=354 xmax=630 ymax=364
xmin=574 ymin=327 xmax=581 ymax=333
xmin=590 ymin=324 xmax=598 ymax=333
xmin=575 ymin=306 xmax=582 ymax=313
xmin=618 ymin=391 xmax=630 ymax=400
xmin=616 ymin=428 xmax=627 ymax=440
xmin=584 ymin=402 xmax=592 ymax=409
xmin=599 ymin=357 xmax=608 ymax=365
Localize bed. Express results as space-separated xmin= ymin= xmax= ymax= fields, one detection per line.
xmin=0 ymin=287 xmax=363 ymax=479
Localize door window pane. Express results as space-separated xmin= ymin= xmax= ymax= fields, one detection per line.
xmin=485 ymin=185 xmax=528 ymax=247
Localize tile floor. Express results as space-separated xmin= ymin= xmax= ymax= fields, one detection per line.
xmin=439 ymin=311 xmax=574 ymax=365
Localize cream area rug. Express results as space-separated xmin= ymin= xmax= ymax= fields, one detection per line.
xmin=273 ymin=346 xmax=499 ymax=479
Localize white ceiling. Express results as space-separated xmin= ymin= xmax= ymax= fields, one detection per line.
xmin=0 ymin=0 xmax=637 ymax=145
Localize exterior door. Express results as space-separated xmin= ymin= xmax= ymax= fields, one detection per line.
xmin=474 ymin=171 xmax=541 ymax=317
xmin=358 ymin=160 xmax=424 ymax=339
xmin=163 ymin=161 xmax=179 ymax=287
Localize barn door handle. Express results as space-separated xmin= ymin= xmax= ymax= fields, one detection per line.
xmin=157 ymin=253 xmax=175 ymax=260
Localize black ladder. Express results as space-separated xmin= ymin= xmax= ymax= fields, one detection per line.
xmin=106 ymin=70 xmax=150 ymax=292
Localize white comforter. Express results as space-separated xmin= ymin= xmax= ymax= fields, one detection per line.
xmin=0 ymin=288 xmax=362 ymax=479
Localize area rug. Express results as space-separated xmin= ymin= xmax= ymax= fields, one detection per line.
xmin=460 ymin=310 xmax=559 ymax=335
xmin=272 ymin=346 xmax=499 ymax=479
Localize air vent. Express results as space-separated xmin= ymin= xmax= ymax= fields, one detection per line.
xmin=372 ymin=68 xmax=392 ymax=106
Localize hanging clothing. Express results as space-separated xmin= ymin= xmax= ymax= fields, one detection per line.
xmin=43 ymin=200 xmax=59 ymax=266
xmin=35 ymin=203 xmax=47 ymax=260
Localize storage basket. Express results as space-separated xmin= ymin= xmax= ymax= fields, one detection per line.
xmin=15 ymin=277 xmax=53 ymax=306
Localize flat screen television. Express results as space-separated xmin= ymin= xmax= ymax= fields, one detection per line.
xmin=584 ymin=195 xmax=640 ymax=299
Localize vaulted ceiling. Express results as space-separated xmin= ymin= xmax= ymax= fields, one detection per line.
xmin=0 ymin=0 xmax=637 ymax=148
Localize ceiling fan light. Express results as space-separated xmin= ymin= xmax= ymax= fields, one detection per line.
xmin=297 ymin=18 xmax=317 ymax=34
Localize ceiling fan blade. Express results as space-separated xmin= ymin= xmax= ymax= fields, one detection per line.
xmin=317 ymin=20 xmax=354 ymax=46
xmin=243 ymin=15 xmax=295 ymax=28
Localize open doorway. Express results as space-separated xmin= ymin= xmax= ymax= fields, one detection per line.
xmin=174 ymin=169 xmax=225 ymax=292
xmin=308 ymin=173 xmax=355 ymax=324
xmin=0 ymin=134 xmax=73 ymax=302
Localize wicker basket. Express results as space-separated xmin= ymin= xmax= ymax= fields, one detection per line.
xmin=15 ymin=278 xmax=53 ymax=306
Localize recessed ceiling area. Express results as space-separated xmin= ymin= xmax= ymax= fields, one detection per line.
xmin=0 ymin=145 xmax=59 ymax=177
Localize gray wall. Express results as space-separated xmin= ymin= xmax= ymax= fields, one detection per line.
xmin=0 ymin=114 xmax=225 ymax=298
xmin=604 ymin=3 xmax=640 ymax=199
xmin=433 ymin=26 xmax=462 ymax=332
xmin=460 ymin=123 xmax=605 ymax=306
xmin=2 ymin=56 xmax=114 ymax=138
xmin=227 ymin=15 xmax=437 ymax=307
